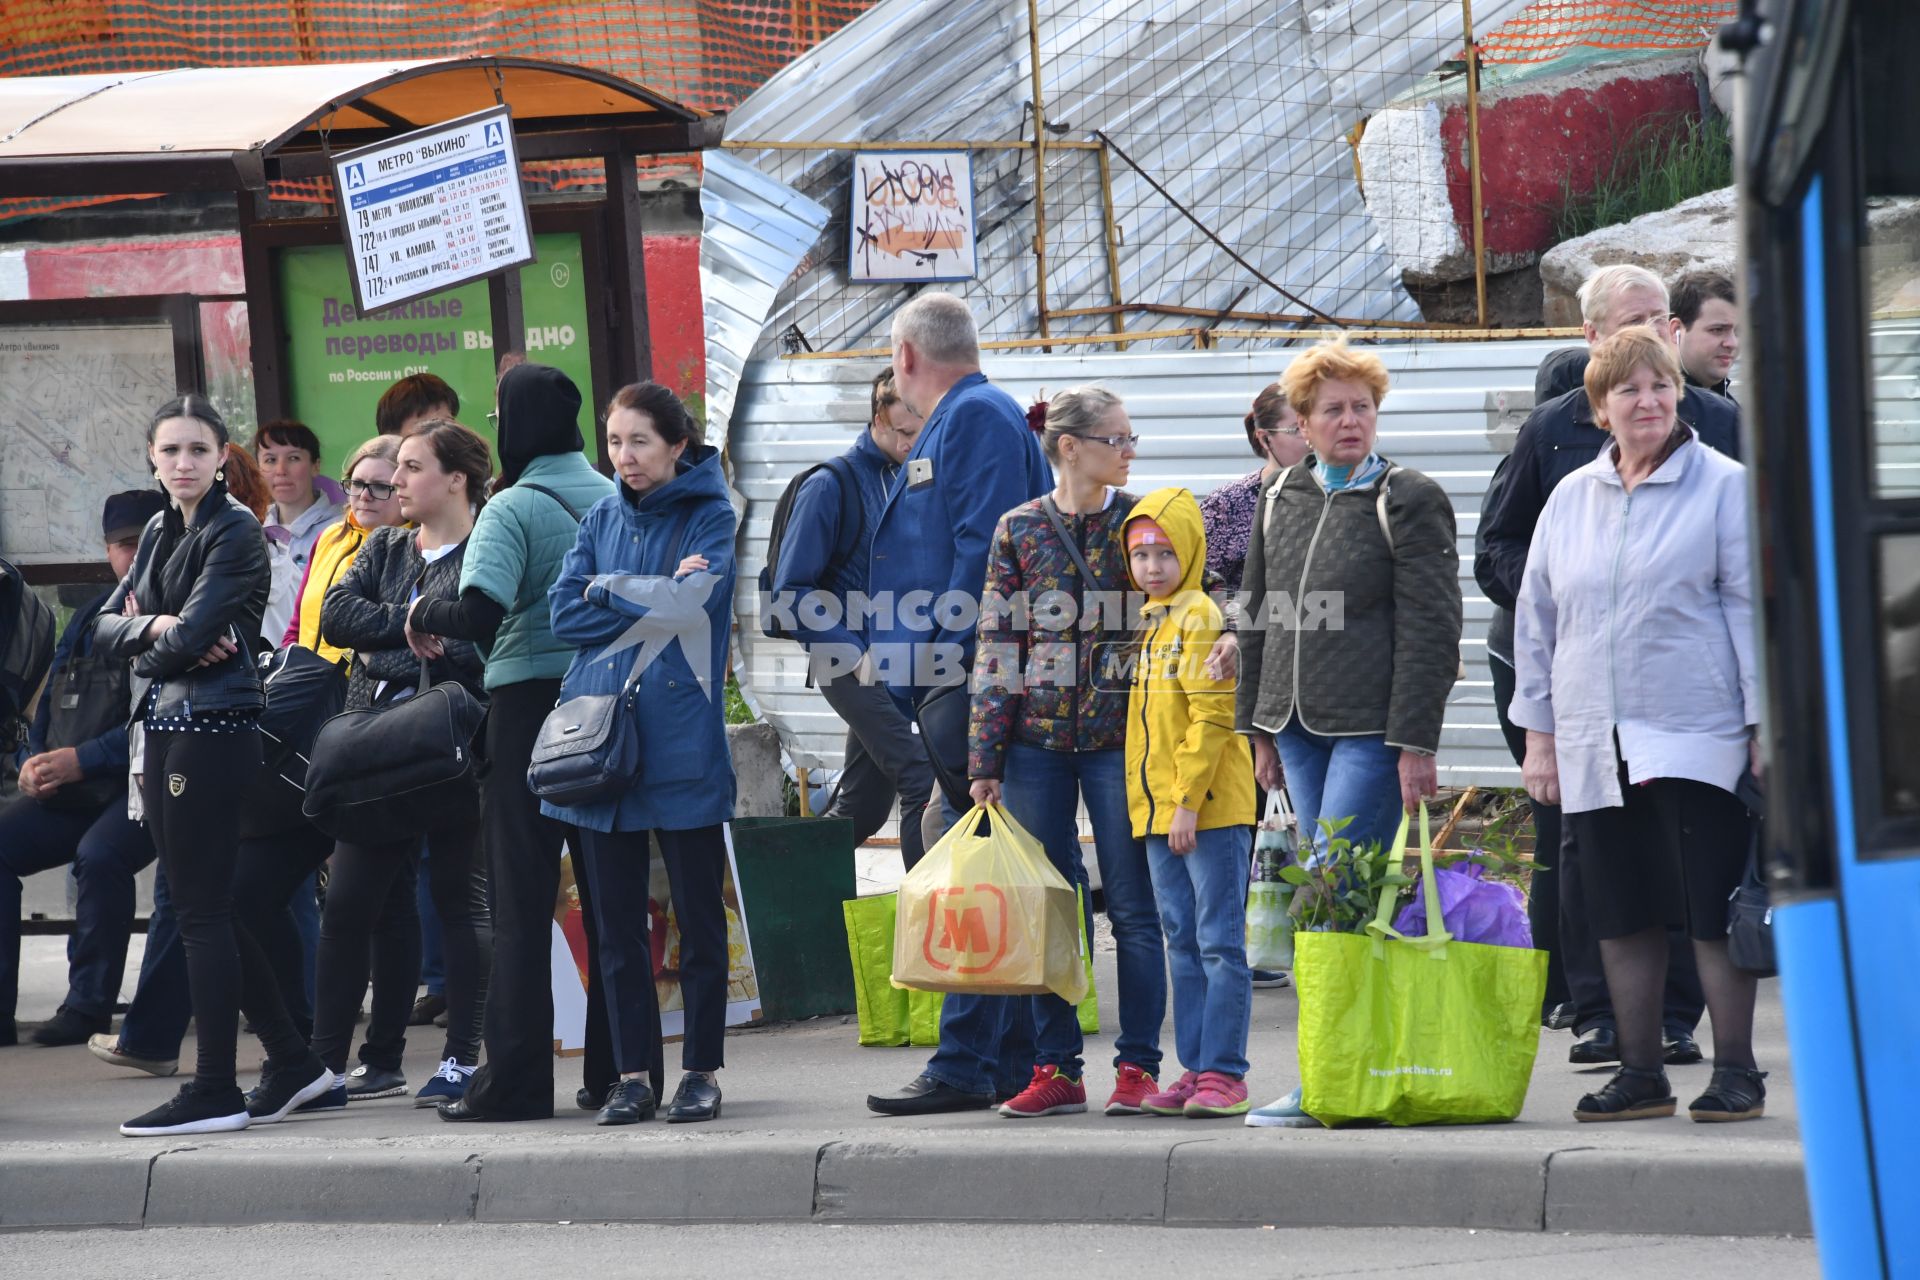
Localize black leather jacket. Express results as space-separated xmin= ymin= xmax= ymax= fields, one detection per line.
xmin=94 ymin=485 xmax=270 ymax=720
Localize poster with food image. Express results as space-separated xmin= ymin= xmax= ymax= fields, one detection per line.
xmin=551 ymin=826 xmax=761 ymax=1053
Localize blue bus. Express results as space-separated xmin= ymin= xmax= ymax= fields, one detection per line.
xmin=1727 ymin=0 xmax=1918 ymax=1273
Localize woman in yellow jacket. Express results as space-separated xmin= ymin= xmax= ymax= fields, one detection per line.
xmin=280 ymin=437 xmax=406 ymax=658
xmin=1122 ymin=487 xmax=1257 ymax=1118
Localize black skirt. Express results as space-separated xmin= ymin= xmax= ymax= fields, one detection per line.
xmin=1565 ymin=750 xmax=1752 ymax=942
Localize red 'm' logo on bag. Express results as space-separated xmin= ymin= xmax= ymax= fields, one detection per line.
xmin=921 ymin=884 xmax=1010 ymax=974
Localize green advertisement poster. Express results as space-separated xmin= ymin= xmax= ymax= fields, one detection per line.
xmin=277 ymin=232 xmax=597 ymax=471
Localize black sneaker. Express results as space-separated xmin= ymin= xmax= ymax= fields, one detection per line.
xmin=121 ymin=1083 xmax=250 ymax=1137
xmin=344 ymin=1063 xmax=408 ymax=1100
xmin=245 ymin=1056 xmax=337 ymax=1124
xmin=31 ymin=1005 xmax=110 ymax=1047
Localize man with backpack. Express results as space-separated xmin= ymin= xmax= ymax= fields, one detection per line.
xmin=2 ymin=490 xmax=165 ymax=1046
xmin=763 ymin=371 xmax=935 ymax=868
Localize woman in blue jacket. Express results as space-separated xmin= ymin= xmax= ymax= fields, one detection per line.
xmin=546 ymin=382 xmax=737 ymax=1126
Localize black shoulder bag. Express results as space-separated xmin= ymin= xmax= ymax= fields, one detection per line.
xmin=526 ymin=507 xmax=695 ymax=806
xmin=1726 ymin=770 xmax=1776 ymax=977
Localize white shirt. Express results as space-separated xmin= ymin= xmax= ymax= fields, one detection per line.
xmin=1508 ymin=433 xmax=1756 ymax=814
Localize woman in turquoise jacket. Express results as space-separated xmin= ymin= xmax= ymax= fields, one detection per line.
xmin=544 ymin=381 xmax=738 ymax=1127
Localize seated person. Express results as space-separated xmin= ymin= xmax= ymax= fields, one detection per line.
xmin=1 ymin=490 xmax=166 ymax=1046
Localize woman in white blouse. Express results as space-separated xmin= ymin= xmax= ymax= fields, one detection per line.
xmin=1511 ymin=326 xmax=1764 ymax=1126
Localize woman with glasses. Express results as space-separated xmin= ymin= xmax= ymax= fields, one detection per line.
xmin=281 ymin=437 xmax=406 ymax=659
xmin=886 ymin=386 xmax=1169 ymax=1120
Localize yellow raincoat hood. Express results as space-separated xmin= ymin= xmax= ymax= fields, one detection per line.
xmin=1121 ymin=488 xmax=1256 ymax=837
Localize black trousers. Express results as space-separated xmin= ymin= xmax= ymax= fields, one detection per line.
xmin=578 ymin=824 xmax=727 ymax=1074
xmin=818 ymin=673 xmax=934 ymax=869
xmin=462 ymin=678 xmax=623 ymax=1117
xmin=142 ymin=729 xmax=307 ymax=1090
xmin=312 ymin=812 xmax=490 ymax=1074
xmin=1490 ymin=656 xmax=1706 ymax=1036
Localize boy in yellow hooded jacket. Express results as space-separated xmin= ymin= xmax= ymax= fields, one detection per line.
xmin=1121 ymin=488 xmax=1256 ymax=1118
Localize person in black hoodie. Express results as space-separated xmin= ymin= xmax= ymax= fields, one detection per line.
xmin=417 ymin=361 xmax=626 ymax=1123
xmin=96 ymin=396 xmax=332 ymax=1137
xmin=313 ymin=419 xmax=494 ymax=1111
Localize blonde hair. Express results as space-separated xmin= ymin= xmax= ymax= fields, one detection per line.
xmin=1279 ymin=340 xmax=1389 ymax=419
xmin=1583 ymin=325 xmax=1684 ymax=427
xmin=340 ymin=434 xmax=401 ymax=483
xmin=1578 ymin=264 xmax=1668 ymax=328
xmin=1041 ymin=385 xmax=1124 ymax=464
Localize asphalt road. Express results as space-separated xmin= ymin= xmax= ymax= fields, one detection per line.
xmin=0 ymin=1222 xmax=1819 ymax=1279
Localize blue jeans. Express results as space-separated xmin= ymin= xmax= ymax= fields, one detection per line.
xmin=924 ymin=744 xmax=1165 ymax=1092
xmin=1146 ymin=825 xmax=1253 ymax=1077
xmin=1272 ymin=720 xmax=1404 ymax=861
xmin=117 ymin=862 xmax=192 ymax=1060
xmin=0 ymin=794 xmax=155 ymax=1021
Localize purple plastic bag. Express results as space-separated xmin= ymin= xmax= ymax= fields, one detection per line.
xmin=1392 ymin=862 xmax=1534 ymax=948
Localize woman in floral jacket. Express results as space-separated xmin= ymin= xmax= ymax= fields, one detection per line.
xmin=958 ymin=386 xmax=1167 ymax=1120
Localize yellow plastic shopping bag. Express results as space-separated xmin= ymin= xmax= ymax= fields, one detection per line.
xmin=891 ymin=804 xmax=1088 ymax=1003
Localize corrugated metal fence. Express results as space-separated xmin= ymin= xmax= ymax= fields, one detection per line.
xmin=728 ymin=339 xmax=1557 ymax=790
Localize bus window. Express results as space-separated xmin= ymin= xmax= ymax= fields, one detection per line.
xmin=1880 ymin=534 xmax=1920 ymax=818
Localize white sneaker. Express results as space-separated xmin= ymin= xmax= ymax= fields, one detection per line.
xmin=88 ymin=1033 xmax=179 ymax=1077
xmin=1244 ymin=1085 xmax=1324 ymax=1128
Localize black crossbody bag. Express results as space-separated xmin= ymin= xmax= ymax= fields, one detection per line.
xmin=526 ymin=507 xmax=694 ymax=805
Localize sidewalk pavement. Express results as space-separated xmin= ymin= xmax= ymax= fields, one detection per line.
xmin=1 ymin=931 xmax=1807 ymax=1237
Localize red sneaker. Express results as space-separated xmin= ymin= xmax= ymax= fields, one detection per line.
xmin=1104 ymin=1062 xmax=1158 ymax=1116
xmin=998 ymin=1065 xmax=1088 ymax=1118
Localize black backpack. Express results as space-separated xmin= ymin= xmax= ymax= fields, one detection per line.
xmin=0 ymin=557 xmax=56 ymax=753
xmin=758 ymin=455 xmax=862 ymax=640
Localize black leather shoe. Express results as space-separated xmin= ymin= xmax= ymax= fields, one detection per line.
xmin=1569 ymin=1027 xmax=1621 ymax=1064
xmin=867 ymin=1074 xmax=995 ymax=1116
xmin=665 ymin=1072 xmax=722 ymax=1123
xmin=1663 ymin=1031 xmax=1705 ymax=1065
xmin=436 ymin=1097 xmax=553 ymax=1123
xmin=597 ymin=1079 xmax=656 ymax=1126
xmin=577 ymin=1087 xmax=602 ymax=1111
xmin=31 ymin=1005 xmax=110 ymax=1047
xmin=1542 ymin=1002 xmax=1576 ymax=1031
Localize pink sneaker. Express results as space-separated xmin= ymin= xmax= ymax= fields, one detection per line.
xmin=999 ymin=1065 xmax=1088 ymax=1118
xmin=1104 ymin=1063 xmax=1158 ymax=1116
xmin=1184 ymin=1071 xmax=1251 ymax=1117
xmin=1140 ymin=1069 xmax=1200 ymax=1116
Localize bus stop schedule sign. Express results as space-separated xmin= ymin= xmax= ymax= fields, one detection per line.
xmin=332 ymin=106 xmax=535 ymax=313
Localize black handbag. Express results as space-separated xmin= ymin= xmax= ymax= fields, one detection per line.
xmin=302 ymin=656 xmax=484 ymax=844
xmin=1726 ymin=771 xmax=1775 ymax=977
xmin=240 ymin=645 xmax=348 ymax=839
xmin=914 ymin=678 xmax=972 ymax=815
xmin=37 ymin=643 xmax=131 ymax=813
xmin=526 ymin=507 xmax=692 ymax=806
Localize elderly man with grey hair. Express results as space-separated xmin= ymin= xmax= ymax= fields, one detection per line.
xmin=1474 ymin=260 xmax=1740 ymax=1068
xmin=864 ymin=291 xmax=1053 ymax=1118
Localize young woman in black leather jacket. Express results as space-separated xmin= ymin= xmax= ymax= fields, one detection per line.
xmin=96 ymin=396 xmax=332 ymax=1137
xmin=314 ymin=419 xmax=494 ymax=1110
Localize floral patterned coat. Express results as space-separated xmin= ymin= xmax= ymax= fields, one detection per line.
xmin=968 ymin=491 xmax=1138 ymax=780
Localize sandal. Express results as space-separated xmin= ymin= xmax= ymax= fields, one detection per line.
xmin=1575 ymin=1065 xmax=1676 ymax=1122
xmin=1688 ymin=1065 xmax=1768 ymax=1123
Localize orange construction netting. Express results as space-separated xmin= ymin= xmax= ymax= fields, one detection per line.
xmin=1477 ymin=0 xmax=1739 ymax=64
xmin=0 ymin=1 xmax=877 ymax=222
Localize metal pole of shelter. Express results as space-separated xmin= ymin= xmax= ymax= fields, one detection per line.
xmin=1462 ymin=0 xmax=1490 ymax=328
xmin=1027 ymin=0 xmax=1052 ymax=350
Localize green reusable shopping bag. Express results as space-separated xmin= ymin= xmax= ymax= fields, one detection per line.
xmin=1294 ymin=805 xmax=1548 ymax=1127
xmin=843 ymin=893 xmax=911 ymax=1046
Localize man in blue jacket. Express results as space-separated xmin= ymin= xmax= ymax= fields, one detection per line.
xmin=1477 ymin=263 xmax=1737 ymax=1069
xmin=2 ymin=490 xmax=164 ymax=1046
xmin=769 ymin=370 xmax=937 ymax=868
xmin=864 ymin=292 xmax=1052 ymax=1118
xmin=864 ymin=293 xmax=1050 ymax=813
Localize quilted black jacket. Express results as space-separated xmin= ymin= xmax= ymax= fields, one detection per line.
xmin=319 ymin=525 xmax=485 ymax=710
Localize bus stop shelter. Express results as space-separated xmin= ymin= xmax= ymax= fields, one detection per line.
xmin=0 ymin=57 xmax=721 ymax=441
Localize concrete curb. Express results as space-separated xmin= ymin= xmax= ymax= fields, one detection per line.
xmin=0 ymin=1135 xmax=1810 ymax=1236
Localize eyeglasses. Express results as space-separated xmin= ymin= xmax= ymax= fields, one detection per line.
xmin=485 ymin=409 xmax=500 ymax=430
xmin=1257 ymin=426 xmax=1303 ymax=439
xmin=346 ymin=479 xmax=398 ymax=500
xmin=1076 ymin=433 xmax=1141 ymax=450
